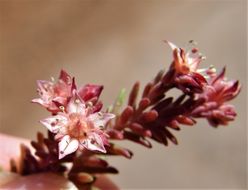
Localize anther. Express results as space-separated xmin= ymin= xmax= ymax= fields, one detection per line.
xmin=98 ymin=112 xmax=103 ymax=117
xmin=86 ymin=101 xmax=93 ymax=107
xmin=75 ymin=99 xmax=80 ymax=104
xmin=59 ymin=106 xmax=65 ymax=111
xmin=189 ymin=40 xmax=197 ymax=46
xmin=191 ymin=48 xmax=198 ymax=53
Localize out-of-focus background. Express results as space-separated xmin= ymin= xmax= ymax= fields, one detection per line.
xmin=0 ymin=0 xmax=247 ymax=189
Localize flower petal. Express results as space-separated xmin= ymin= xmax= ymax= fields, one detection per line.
xmin=52 ymin=96 xmax=68 ymax=105
xmin=78 ymin=84 xmax=103 ymax=102
xmin=165 ymin=40 xmax=178 ymax=51
xmin=31 ymin=98 xmax=46 ymax=106
xmin=37 ymin=80 xmax=54 ymax=94
xmin=67 ymin=90 xmax=86 ymax=115
xmin=59 ymin=135 xmax=79 ymax=159
xmin=59 ymin=70 xmax=72 ymax=85
xmin=40 ymin=114 xmax=68 ymax=133
xmin=80 ymin=133 xmax=106 ymax=153
xmin=35 ymin=80 xmax=55 ymax=105
xmin=88 ymin=112 xmax=115 ymax=128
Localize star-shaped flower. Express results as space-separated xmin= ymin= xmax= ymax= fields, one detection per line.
xmin=40 ymin=91 xmax=115 ymax=159
xmin=167 ymin=41 xmax=205 ymax=74
xmin=166 ymin=41 xmax=207 ymax=93
xmin=32 ymin=70 xmax=73 ymax=113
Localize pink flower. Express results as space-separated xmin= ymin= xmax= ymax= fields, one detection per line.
xmin=32 ymin=70 xmax=105 ymax=115
xmin=192 ymin=68 xmax=241 ymax=126
xmin=78 ymin=84 xmax=103 ymax=102
xmin=32 ymin=70 xmax=73 ymax=113
xmin=78 ymin=84 xmax=104 ymax=113
xmin=40 ymin=91 xmax=115 ymax=159
xmin=167 ymin=41 xmax=204 ymax=75
xmin=166 ymin=41 xmax=207 ymax=93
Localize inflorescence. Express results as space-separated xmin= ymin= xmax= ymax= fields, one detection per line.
xmin=10 ymin=41 xmax=240 ymax=189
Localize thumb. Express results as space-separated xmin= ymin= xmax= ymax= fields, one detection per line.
xmin=0 ymin=172 xmax=77 ymax=190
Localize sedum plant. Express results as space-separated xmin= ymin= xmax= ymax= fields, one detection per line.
xmin=8 ymin=41 xmax=240 ymax=189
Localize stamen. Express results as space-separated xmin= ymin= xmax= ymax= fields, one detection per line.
xmin=191 ymin=48 xmax=198 ymax=54
xmin=189 ymin=40 xmax=197 ymax=46
xmin=99 ymin=125 xmax=104 ymax=129
xmin=209 ymin=65 xmax=216 ymax=70
xmin=61 ymin=140 xmax=70 ymax=153
xmin=98 ymin=112 xmax=103 ymax=118
xmin=59 ymin=106 xmax=65 ymax=112
xmin=51 ymin=77 xmax=55 ymax=82
xmin=75 ymin=99 xmax=80 ymax=104
xmin=37 ymin=89 xmax=43 ymax=96
xmin=207 ymin=65 xmax=216 ymax=74
xmin=196 ymin=68 xmax=210 ymax=79
xmin=90 ymin=139 xmax=96 ymax=144
xmin=185 ymin=40 xmax=198 ymax=56
xmin=86 ymin=101 xmax=93 ymax=107
xmin=196 ymin=68 xmax=208 ymax=73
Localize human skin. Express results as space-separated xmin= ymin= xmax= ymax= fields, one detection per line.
xmin=0 ymin=133 xmax=119 ymax=190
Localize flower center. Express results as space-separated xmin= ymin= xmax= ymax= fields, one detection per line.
xmin=68 ymin=113 xmax=88 ymax=139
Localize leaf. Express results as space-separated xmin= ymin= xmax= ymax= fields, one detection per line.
xmin=110 ymin=88 xmax=127 ymax=114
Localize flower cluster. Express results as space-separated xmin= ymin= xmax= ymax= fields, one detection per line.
xmin=9 ymin=41 xmax=240 ymax=190
xmin=32 ymin=70 xmax=115 ymax=159
xmin=165 ymin=41 xmax=240 ymax=127
xmin=192 ymin=67 xmax=240 ymax=126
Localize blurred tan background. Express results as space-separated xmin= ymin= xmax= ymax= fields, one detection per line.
xmin=0 ymin=0 xmax=247 ymax=189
